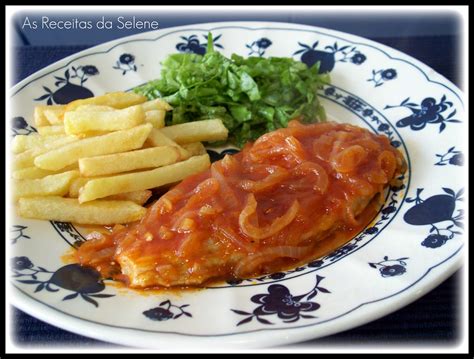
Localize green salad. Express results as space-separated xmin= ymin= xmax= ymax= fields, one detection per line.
xmin=134 ymin=34 xmax=330 ymax=147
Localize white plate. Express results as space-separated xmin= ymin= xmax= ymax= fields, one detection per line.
xmin=9 ymin=22 xmax=465 ymax=349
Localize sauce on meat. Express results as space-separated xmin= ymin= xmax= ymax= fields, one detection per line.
xmin=75 ymin=120 xmax=406 ymax=288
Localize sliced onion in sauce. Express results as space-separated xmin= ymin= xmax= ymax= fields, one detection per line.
xmin=239 ymin=194 xmax=300 ymax=240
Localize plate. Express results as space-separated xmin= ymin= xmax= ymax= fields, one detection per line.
xmin=9 ymin=22 xmax=465 ymax=349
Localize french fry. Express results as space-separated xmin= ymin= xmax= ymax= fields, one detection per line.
xmin=34 ymin=106 xmax=51 ymax=127
xmin=12 ymin=134 xmax=67 ymax=154
xmin=13 ymin=136 xmax=79 ymax=170
xmin=79 ymin=154 xmax=210 ymax=202
xmin=34 ymin=123 xmax=153 ymax=171
xmin=43 ymin=105 xmax=66 ymax=125
xmin=68 ymin=177 xmax=90 ymax=198
xmin=159 ymin=119 xmax=228 ymax=144
xmin=13 ymin=170 xmax=79 ymax=201
xmin=105 ymin=190 xmax=152 ymax=205
xmin=181 ymin=142 xmax=207 ymax=156
xmin=64 ymin=106 xmax=145 ymax=134
xmin=65 ymin=92 xmax=147 ymax=112
xmin=145 ymin=110 xmax=166 ymax=128
xmin=79 ymin=146 xmax=181 ymax=177
xmin=141 ymin=98 xmax=173 ymax=112
xmin=37 ymin=125 xmax=66 ymax=136
xmin=75 ymin=105 xmax=116 ymax=112
xmin=17 ymin=196 xmax=146 ymax=225
xmin=12 ymin=134 xmax=40 ymax=154
xmin=13 ymin=164 xmax=77 ymax=180
xmin=146 ymin=128 xmax=189 ymax=159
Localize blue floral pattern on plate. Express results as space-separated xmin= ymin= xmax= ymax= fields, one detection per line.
xmin=367 ymin=68 xmax=397 ymax=87
xmin=246 ymin=37 xmax=272 ymax=57
xmin=113 ymin=53 xmax=137 ymax=75
xmin=176 ymin=34 xmax=223 ymax=55
xmin=11 ymin=257 xmax=114 ymax=307
xmin=231 ymin=275 xmax=329 ymax=325
xmin=12 ymin=116 xmax=36 ymax=136
xmin=143 ymin=300 xmax=192 ymax=321
xmin=34 ymin=65 xmax=99 ymax=105
xmin=404 ymin=188 xmax=464 ymax=248
xmin=435 ymin=147 xmax=464 ymax=166
xmin=11 ymin=225 xmax=30 ymax=245
xmin=293 ymin=41 xmax=366 ymax=73
xmin=385 ymin=95 xmax=461 ymax=132
xmin=369 ymin=256 xmax=409 ymax=277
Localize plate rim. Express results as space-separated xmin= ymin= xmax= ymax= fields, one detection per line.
xmin=9 ymin=21 xmax=465 ymax=348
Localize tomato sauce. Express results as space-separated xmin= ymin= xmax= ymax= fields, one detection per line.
xmin=75 ymin=120 xmax=406 ymax=288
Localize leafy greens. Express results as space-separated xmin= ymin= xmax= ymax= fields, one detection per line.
xmin=134 ymin=33 xmax=330 ymax=147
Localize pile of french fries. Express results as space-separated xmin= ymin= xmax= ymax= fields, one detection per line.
xmin=12 ymin=92 xmax=228 ymax=225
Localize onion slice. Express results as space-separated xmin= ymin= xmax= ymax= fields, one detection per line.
xmin=239 ymin=194 xmax=299 ymax=240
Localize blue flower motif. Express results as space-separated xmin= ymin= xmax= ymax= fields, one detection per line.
xmin=11 ymin=258 xmax=114 ymax=307
xmin=435 ymin=147 xmax=464 ymax=166
xmin=294 ymin=41 xmax=366 ymax=73
xmin=449 ymin=153 xmax=464 ymax=166
xmin=405 ymin=188 xmax=464 ymax=248
xmin=232 ymin=275 xmax=329 ymax=325
xmin=324 ymin=87 xmax=336 ymax=96
xmin=113 ymin=53 xmax=137 ymax=75
xmin=12 ymin=117 xmax=37 ymax=136
xmin=421 ymin=234 xmax=449 ymax=248
xmin=380 ymin=264 xmax=406 ymax=277
xmin=34 ymin=65 xmax=96 ymax=105
xmin=256 ymin=38 xmax=272 ymax=49
xmin=252 ymin=285 xmax=319 ymax=322
xmin=246 ymin=38 xmax=273 ymax=57
xmin=119 ymin=53 xmax=135 ymax=65
xmin=390 ymin=140 xmax=401 ymax=148
xmin=143 ymin=307 xmax=174 ymax=321
xmin=13 ymin=117 xmax=28 ymax=130
xmin=368 ymin=68 xmax=397 ymax=87
xmin=143 ymin=300 xmax=192 ymax=321
xmin=351 ymin=53 xmax=366 ymax=64
xmin=307 ymin=260 xmax=324 ymax=268
xmin=11 ymin=256 xmax=33 ymax=271
xmin=176 ymin=34 xmax=223 ymax=55
xmin=385 ymin=95 xmax=460 ymax=133
xmin=81 ymin=65 xmax=99 ymax=76
xmin=364 ymin=227 xmax=379 ymax=235
xmin=369 ymin=256 xmax=408 ymax=277
xmin=381 ymin=69 xmax=397 ymax=80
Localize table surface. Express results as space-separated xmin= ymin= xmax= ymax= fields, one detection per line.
xmin=10 ymin=20 xmax=463 ymax=350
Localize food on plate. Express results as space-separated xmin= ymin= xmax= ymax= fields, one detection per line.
xmin=12 ymin=133 xmax=69 ymax=154
xmin=159 ymin=119 xmax=229 ymax=144
xmin=64 ymin=105 xmax=145 ymax=134
xmin=64 ymin=91 xmax=147 ymax=112
xmin=13 ymin=135 xmax=79 ymax=170
xmin=78 ymin=146 xmax=184 ymax=177
xmin=78 ymin=154 xmax=210 ymax=203
xmin=144 ymin=110 xmax=166 ymax=128
xmin=34 ymin=123 xmax=153 ymax=171
xmin=37 ymin=125 xmax=66 ymax=136
xmin=18 ymin=197 xmax=146 ymax=225
xmin=75 ymin=120 xmax=407 ymax=287
xmin=13 ymin=170 xmax=79 ymax=200
xmin=12 ymin=92 xmax=219 ymax=225
xmin=134 ymin=34 xmax=329 ymax=147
